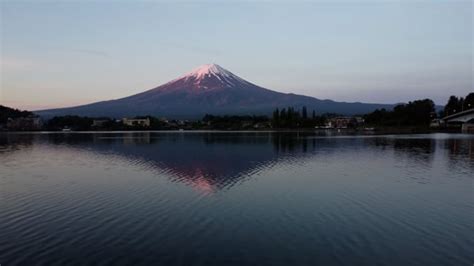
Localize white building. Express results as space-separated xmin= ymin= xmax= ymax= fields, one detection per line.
xmin=122 ymin=118 xmax=151 ymax=127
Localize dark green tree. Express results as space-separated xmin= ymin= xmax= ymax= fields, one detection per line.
xmin=272 ymin=108 xmax=280 ymax=127
xmin=0 ymin=105 xmax=34 ymax=124
xmin=46 ymin=116 xmax=93 ymax=130
xmin=463 ymin=93 xmax=474 ymax=110
xmin=280 ymin=108 xmax=287 ymax=127
xmin=302 ymin=106 xmax=307 ymax=119
xmin=444 ymin=95 xmax=461 ymax=116
xmin=364 ymin=99 xmax=435 ymax=126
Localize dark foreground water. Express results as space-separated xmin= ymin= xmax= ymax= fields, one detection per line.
xmin=0 ymin=132 xmax=473 ymax=266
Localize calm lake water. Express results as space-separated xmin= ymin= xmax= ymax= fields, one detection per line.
xmin=0 ymin=132 xmax=473 ymax=266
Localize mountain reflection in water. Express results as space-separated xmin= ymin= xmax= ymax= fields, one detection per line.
xmin=1 ymin=132 xmax=473 ymax=193
xmin=0 ymin=132 xmax=473 ymax=266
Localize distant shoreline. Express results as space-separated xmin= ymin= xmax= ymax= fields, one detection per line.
xmin=0 ymin=128 xmax=463 ymax=135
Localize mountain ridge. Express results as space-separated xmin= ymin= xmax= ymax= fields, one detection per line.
xmin=36 ymin=64 xmax=394 ymax=119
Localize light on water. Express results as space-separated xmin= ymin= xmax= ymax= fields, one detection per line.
xmin=0 ymin=132 xmax=473 ymax=265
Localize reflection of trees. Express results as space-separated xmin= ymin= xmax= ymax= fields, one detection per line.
xmin=393 ymin=138 xmax=436 ymax=169
xmin=445 ymin=139 xmax=474 ymax=159
xmin=0 ymin=133 xmax=35 ymax=153
xmin=271 ymin=132 xmax=312 ymax=153
xmin=367 ymin=137 xmax=390 ymax=149
xmin=2 ymin=132 xmax=473 ymax=192
xmin=0 ymin=132 xmax=317 ymax=192
xmin=393 ymin=138 xmax=435 ymax=154
xmin=365 ymin=137 xmax=436 ymax=167
xmin=201 ymin=132 xmax=272 ymax=145
xmin=444 ymin=138 xmax=474 ymax=172
xmin=47 ymin=133 xmax=94 ymax=145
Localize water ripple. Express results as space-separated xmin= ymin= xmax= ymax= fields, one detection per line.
xmin=1 ymin=132 xmax=473 ymax=265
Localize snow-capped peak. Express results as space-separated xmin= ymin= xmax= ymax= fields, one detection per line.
xmin=167 ymin=63 xmax=250 ymax=88
xmin=186 ymin=64 xmax=229 ymax=79
xmin=184 ymin=64 xmax=235 ymax=79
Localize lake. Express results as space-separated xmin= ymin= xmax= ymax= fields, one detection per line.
xmin=0 ymin=132 xmax=473 ymax=266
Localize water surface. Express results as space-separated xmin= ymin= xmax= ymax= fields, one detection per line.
xmin=1 ymin=132 xmax=473 ymax=265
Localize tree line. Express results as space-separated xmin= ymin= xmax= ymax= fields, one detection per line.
xmin=2 ymin=92 xmax=473 ymax=131
xmin=443 ymin=93 xmax=474 ymax=116
xmin=45 ymin=115 xmax=169 ymax=131
xmin=272 ymin=106 xmax=328 ymax=128
xmin=364 ymin=93 xmax=473 ymax=127
xmin=0 ymin=105 xmax=34 ymax=124
xmin=363 ymin=99 xmax=435 ymax=127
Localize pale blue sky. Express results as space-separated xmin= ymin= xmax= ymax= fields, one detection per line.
xmin=1 ymin=0 xmax=472 ymax=110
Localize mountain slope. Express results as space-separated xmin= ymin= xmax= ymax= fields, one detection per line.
xmin=36 ymin=64 xmax=393 ymax=118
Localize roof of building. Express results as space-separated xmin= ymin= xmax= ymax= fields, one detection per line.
xmin=442 ymin=108 xmax=474 ymax=121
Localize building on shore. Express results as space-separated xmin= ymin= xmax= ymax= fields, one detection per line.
xmin=430 ymin=119 xmax=441 ymax=128
xmin=461 ymin=119 xmax=474 ymax=133
xmin=6 ymin=116 xmax=42 ymax=131
xmin=321 ymin=116 xmax=364 ymax=129
xmin=92 ymin=119 xmax=109 ymax=127
xmin=122 ymin=118 xmax=151 ymax=127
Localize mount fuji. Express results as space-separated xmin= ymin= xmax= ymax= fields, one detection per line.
xmin=36 ymin=64 xmax=393 ymax=118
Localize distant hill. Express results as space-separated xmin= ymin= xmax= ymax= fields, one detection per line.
xmin=36 ymin=64 xmax=394 ymax=119
xmin=0 ymin=105 xmax=34 ymax=124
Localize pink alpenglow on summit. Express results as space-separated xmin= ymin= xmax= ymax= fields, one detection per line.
xmin=178 ymin=64 xmax=239 ymax=82
xmin=163 ymin=63 xmax=252 ymax=91
xmin=36 ymin=64 xmax=393 ymax=119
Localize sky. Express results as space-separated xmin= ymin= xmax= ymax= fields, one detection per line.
xmin=1 ymin=0 xmax=472 ymax=110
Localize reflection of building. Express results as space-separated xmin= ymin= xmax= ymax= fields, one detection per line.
xmin=6 ymin=116 xmax=42 ymax=130
xmin=122 ymin=118 xmax=150 ymax=127
xmin=446 ymin=138 xmax=474 ymax=158
xmin=123 ymin=132 xmax=151 ymax=144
